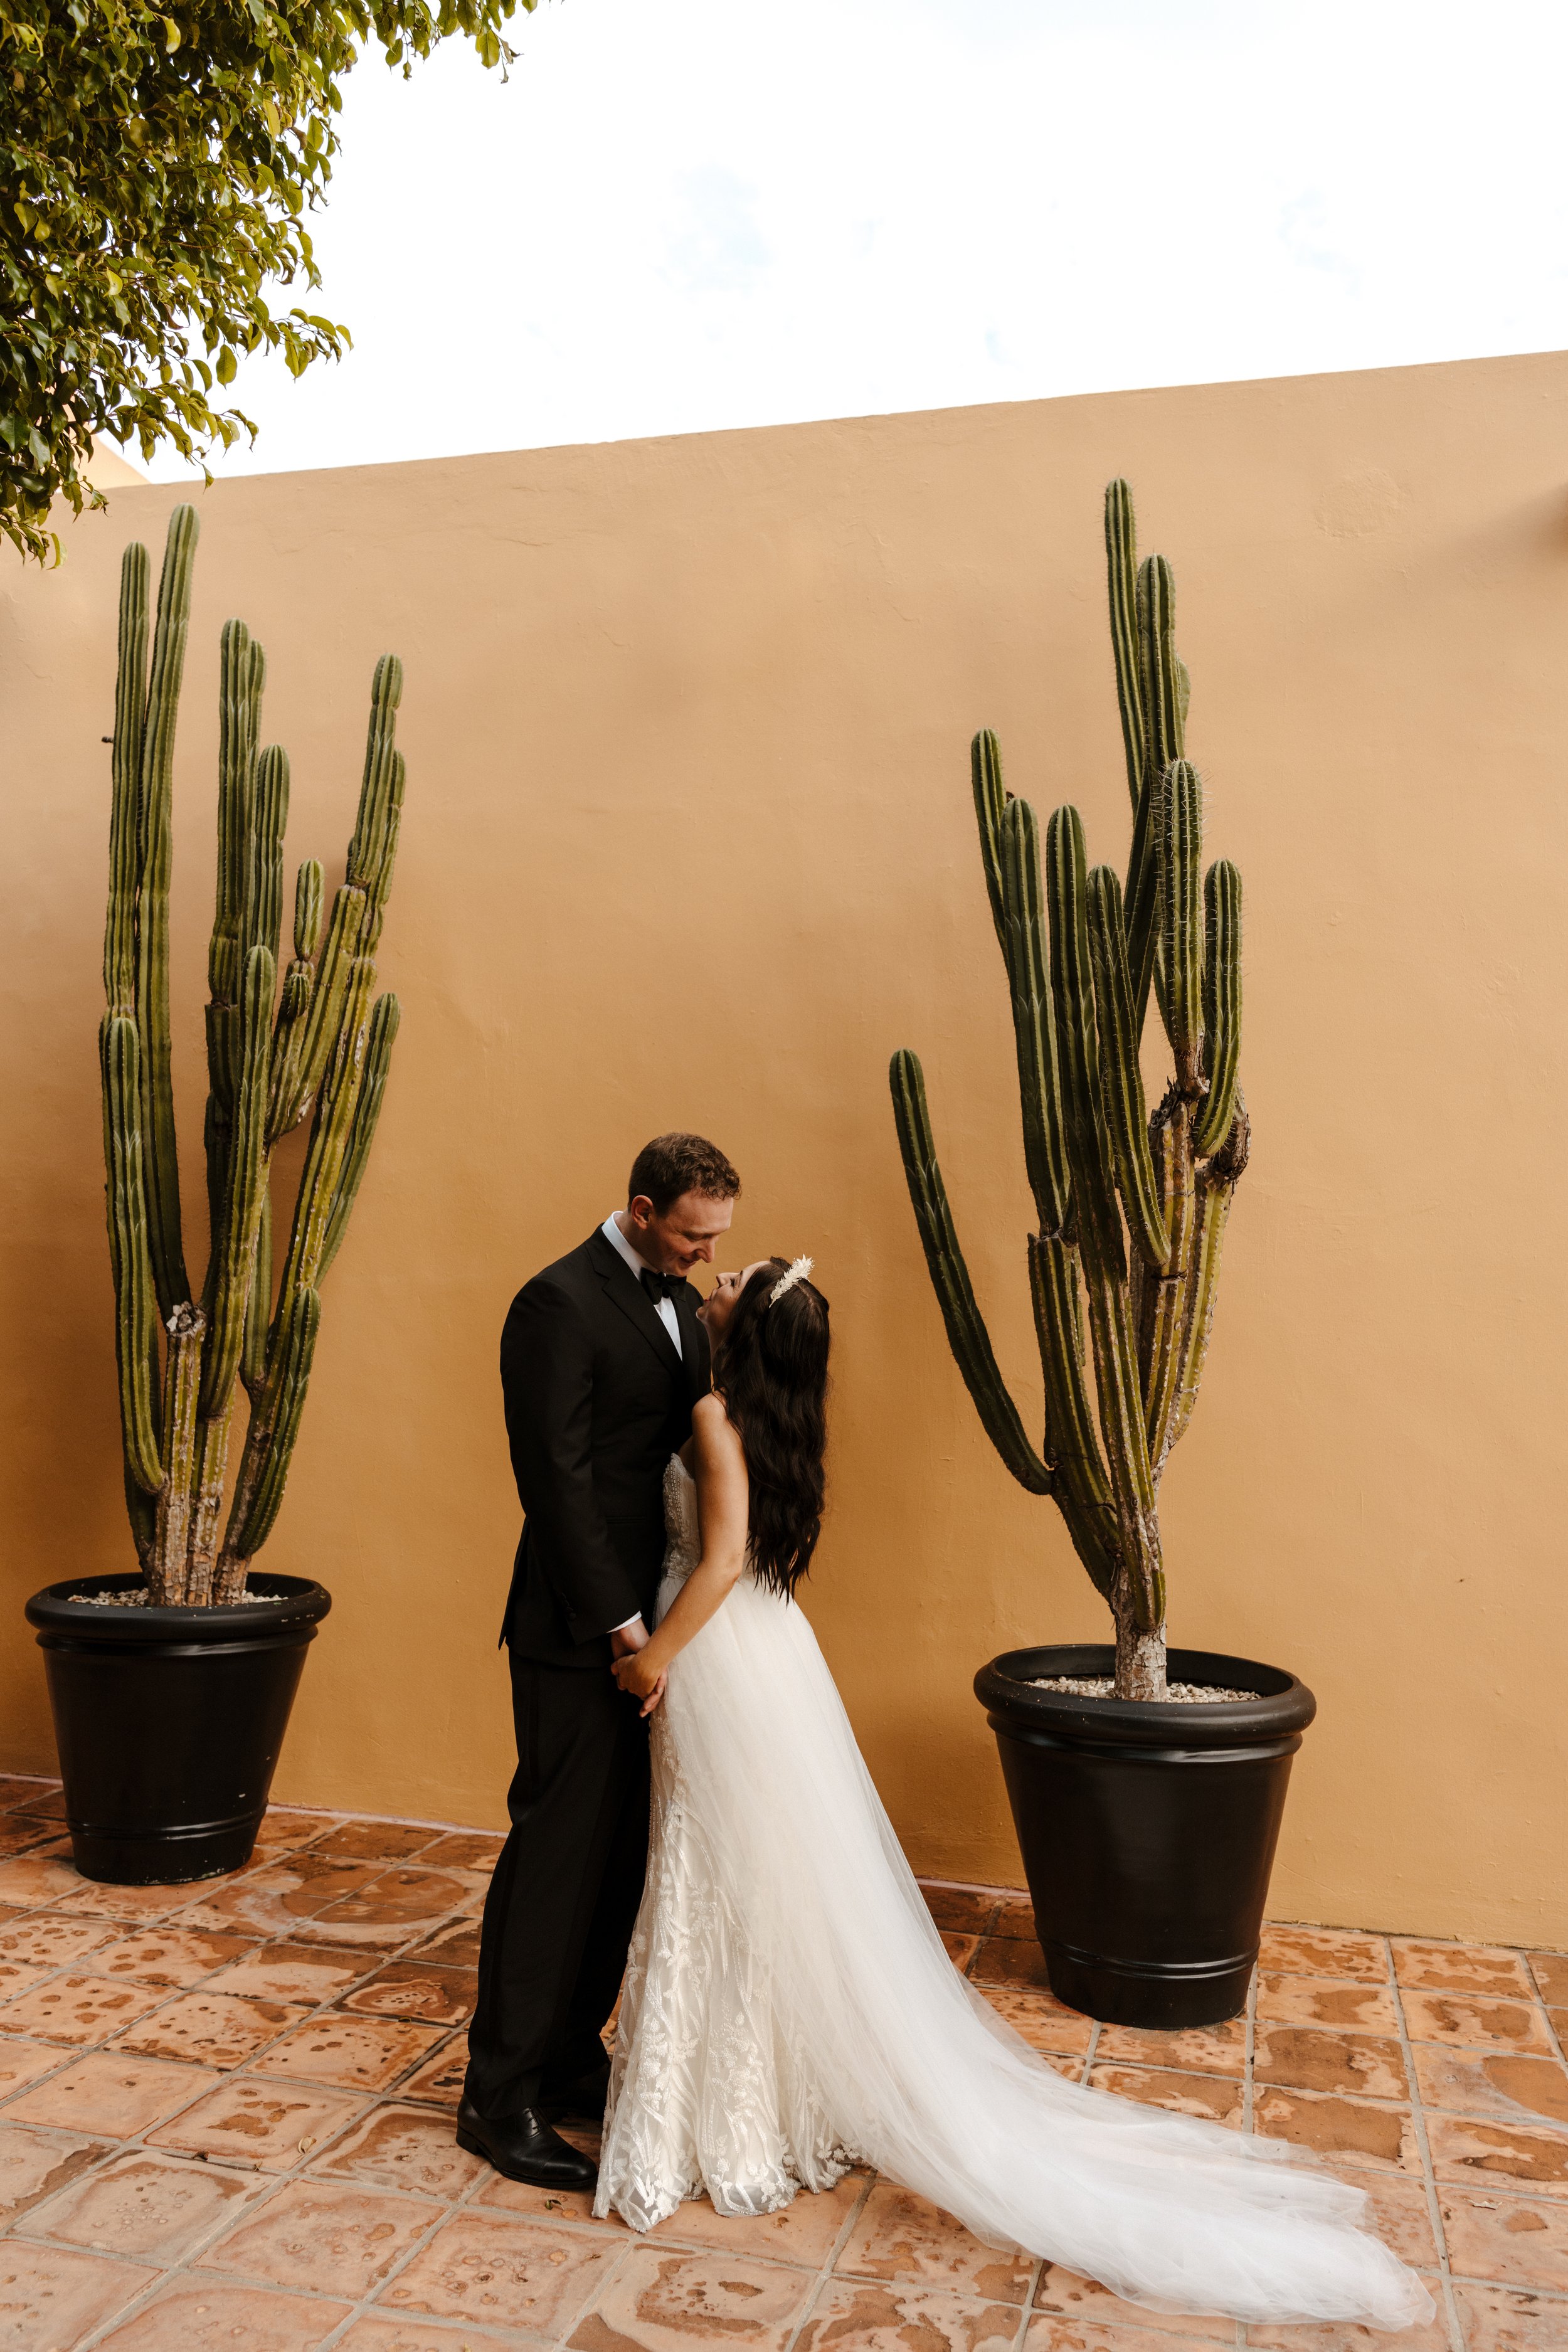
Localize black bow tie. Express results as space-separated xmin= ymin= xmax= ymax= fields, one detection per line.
xmin=640 ymin=1268 xmax=684 ymax=1305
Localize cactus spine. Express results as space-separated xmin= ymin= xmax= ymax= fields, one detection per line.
xmin=891 ymin=482 xmax=1248 ymax=1699
xmin=100 ymin=506 xmax=405 ymax=1605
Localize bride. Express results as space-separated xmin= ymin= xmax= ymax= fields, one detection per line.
xmin=602 ymin=1256 xmax=1431 ymax=2331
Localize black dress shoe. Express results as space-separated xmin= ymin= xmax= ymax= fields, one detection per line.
xmin=538 ymin=2060 xmax=612 ymax=2124
xmin=455 ymin=2098 xmax=598 ymax=2189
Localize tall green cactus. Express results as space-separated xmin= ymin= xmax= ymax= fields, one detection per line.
xmin=891 ymin=482 xmax=1248 ymax=1699
xmin=100 ymin=506 xmax=405 ymax=1606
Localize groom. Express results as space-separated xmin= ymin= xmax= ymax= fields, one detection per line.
xmin=459 ymin=1132 xmax=741 ymax=2188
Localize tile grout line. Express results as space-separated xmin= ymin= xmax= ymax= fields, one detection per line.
xmin=55 ymin=2055 xmax=495 ymax=2348
xmin=1236 ymin=1963 xmax=1257 ymax=2352
xmin=776 ymin=2163 xmax=881 ymax=2352
xmin=1386 ymin=1934 xmax=1465 ymax=2352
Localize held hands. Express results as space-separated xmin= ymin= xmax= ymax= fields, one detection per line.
xmin=613 ymin=1647 xmax=669 ymax=1717
xmin=609 ymin=1615 xmax=667 ymax=1716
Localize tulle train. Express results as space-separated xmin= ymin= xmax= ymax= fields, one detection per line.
xmin=595 ymin=1495 xmax=1432 ymax=2333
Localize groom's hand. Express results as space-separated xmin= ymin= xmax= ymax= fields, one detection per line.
xmin=609 ymin=1616 xmax=649 ymax=1659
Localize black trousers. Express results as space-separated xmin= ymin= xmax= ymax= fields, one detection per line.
xmin=464 ymin=1651 xmax=651 ymax=2119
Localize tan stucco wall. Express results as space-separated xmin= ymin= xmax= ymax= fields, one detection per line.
xmin=3 ymin=352 xmax=1565 ymax=1946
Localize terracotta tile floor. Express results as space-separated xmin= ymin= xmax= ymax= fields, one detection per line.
xmin=0 ymin=1782 xmax=1563 ymax=2352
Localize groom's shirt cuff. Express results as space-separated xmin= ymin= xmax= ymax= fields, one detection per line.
xmin=610 ymin=1616 xmax=642 ymax=1634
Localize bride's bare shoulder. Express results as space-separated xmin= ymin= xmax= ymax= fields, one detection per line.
xmin=691 ymin=1392 xmax=745 ymax=1468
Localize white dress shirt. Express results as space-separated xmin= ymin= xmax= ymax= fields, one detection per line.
xmin=600 ymin=1212 xmax=682 ymax=1361
xmin=600 ymin=1211 xmax=684 ymax=1636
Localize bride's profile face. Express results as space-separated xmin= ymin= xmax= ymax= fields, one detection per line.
xmin=699 ymin=1260 xmax=772 ymax=1341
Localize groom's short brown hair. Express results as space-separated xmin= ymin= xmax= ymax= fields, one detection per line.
xmin=628 ymin=1133 xmax=741 ymax=1214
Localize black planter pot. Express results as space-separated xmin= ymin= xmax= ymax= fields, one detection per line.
xmin=975 ymin=1642 xmax=1315 ymax=2029
xmin=25 ymin=1574 xmax=331 ymax=1885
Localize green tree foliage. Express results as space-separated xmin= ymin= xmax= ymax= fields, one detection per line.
xmin=3 ymin=0 xmax=534 ymax=563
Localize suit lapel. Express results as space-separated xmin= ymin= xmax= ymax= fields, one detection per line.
xmin=588 ymin=1229 xmax=684 ymax=1375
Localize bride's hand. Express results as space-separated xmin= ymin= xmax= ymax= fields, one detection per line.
xmin=613 ymin=1648 xmax=665 ymax=1711
xmin=635 ymin=1670 xmax=667 ymax=1719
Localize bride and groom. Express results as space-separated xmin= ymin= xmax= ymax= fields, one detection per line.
xmin=459 ymin=1132 xmax=1429 ymax=2331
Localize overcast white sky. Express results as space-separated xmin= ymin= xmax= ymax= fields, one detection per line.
xmin=144 ymin=0 xmax=1568 ymax=482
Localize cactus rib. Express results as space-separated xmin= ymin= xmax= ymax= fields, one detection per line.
xmin=1086 ymin=866 xmax=1168 ymax=1270
xmin=1000 ymin=799 xmax=1071 ymax=1234
xmin=134 ymin=505 xmax=199 ymax=1316
xmin=318 ymin=994 xmax=401 ymax=1281
xmin=1159 ymin=759 xmax=1204 ymax=1086
xmin=104 ymin=544 xmax=148 ymax=1015
xmin=1194 ymin=859 xmax=1242 ymax=1157
xmin=100 ymin=1014 xmax=162 ymax=1494
xmin=199 ymin=946 xmax=275 ymax=1419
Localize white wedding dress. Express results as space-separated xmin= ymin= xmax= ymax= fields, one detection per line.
xmin=594 ymin=1457 xmax=1431 ymax=2331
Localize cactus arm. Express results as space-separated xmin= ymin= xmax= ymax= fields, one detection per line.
xmin=242 ymin=1190 xmax=272 ymax=1401
xmin=134 ymin=506 xmax=199 ymax=1316
xmin=1158 ymin=1177 xmax=1231 ymax=1482
xmin=999 ymin=798 xmax=1071 ymax=1233
xmin=248 ymin=745 xmax=290 ymax=971
xmin=1141 ymin=1086 xmax=1198 ymax=1470
xmin=100 ymin=1013 xmax=163 ymax=1495
xmin=267 ymin=960 xmax=317 ymax=1147
xmin=1124 ymin=553 xmax=1185 ymax=1036
xmin=347 ymin=658 xmax=405 ymax=955
xmin=1138 ymin=554 xmax=1184 ymax=773
xmin=272 ymin=955 xmax=377 ymax=1312
xmin=1043 ymin=807 xmax=1125 ymax=1276
xmin=149 ymin=1303 xmax=204 ymax=1603
xmin=1045 ymin=805 xmax=1163 ymax=1631
xmin=971 ymin=729 xmax=1009 ymax=954
xmin=218 ymin=1285 xmax=321 ymax=1586
xmin=104 ymin=543 xmax=149 ymax=1014
xmin=294 ymin=857 xmax=324 ymax=962
xmin=1193 ymin=859 xmax=1242 ymax=1158
xmin=265 ymin=860 xmax=324 ymax=1147
xmin=231 ymin=1288 xmax=320 ymax=1559
xmin=1158 ymin=1094 xmax=1251 ymax=1477
xmin=1027 ymin=1233 xmax=1117 ymax=1594
xmin=359 ymin=753 xmax=405 ymax=957
xmin=199 ymin=946 xmax=275 ymax=1419
xmin=208 ymin=618 xmax=254 ymax=1103
xmin=285 ymin=882 xmax=367 ymax=1130
xmin=889 ymin=1051 xmax=1053 ymax=1496
xmin=1086 ymin=866 xmax=1169 ymax=1269
xmin=1104 ymin=480 xmax=1144 ymax=814
xmin=317 ymin=994 xmax=401 ymax=1281
xmin=1159 ymin=759 xmax=1204 ymax=1088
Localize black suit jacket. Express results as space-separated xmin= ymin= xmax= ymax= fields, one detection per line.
xmin=500 ymin=1229 xmax=711 ymax=1668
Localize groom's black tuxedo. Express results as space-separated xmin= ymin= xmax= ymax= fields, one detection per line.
xmin=465 ymin=1227 xmax=711 ymax=2124
xmin=501 ymin=1229 xmax=711 ymax=1666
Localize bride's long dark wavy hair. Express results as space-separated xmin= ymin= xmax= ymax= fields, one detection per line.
xmin=710 ymin=1258 xmax=829 ymax=1599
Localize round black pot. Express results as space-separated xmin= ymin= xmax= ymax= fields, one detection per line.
xmin=25 ymin=1574 xmax=331 ymax=1885
xmin=975 ymin=1642 xmax=1315 ymax=2029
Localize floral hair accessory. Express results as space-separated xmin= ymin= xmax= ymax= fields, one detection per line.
xmin=767 ymin=1256 xmax=814 ymax=1308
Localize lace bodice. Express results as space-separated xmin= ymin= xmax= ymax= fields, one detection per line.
xmin=660 ymin=1453 xmax=702 ymax=1591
